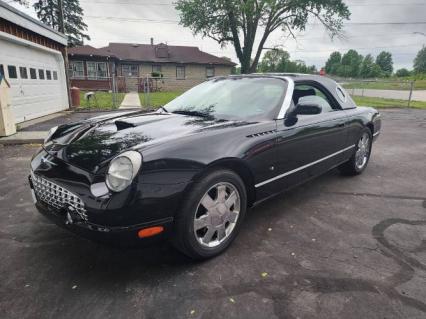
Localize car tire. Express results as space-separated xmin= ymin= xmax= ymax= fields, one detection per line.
xmin=172 ymin=169 xmax=247 ymax=260
xmin=339 ymin=129 xmax=373 ymax=176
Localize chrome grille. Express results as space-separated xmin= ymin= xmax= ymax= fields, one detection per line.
xmin=31 ymin=172 xmax=88 ymax=221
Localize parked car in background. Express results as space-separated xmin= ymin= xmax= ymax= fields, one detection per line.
xmin=29 ymin=74 xmax=381 ymax=259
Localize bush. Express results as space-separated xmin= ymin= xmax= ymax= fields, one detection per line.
xmin=395 ymin=68 xmax=411 ymax=77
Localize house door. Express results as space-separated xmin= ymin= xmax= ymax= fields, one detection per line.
xmin=121 ymin=64 xmax=139 ymax=92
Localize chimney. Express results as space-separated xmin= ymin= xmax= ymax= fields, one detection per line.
xmin=150 ymin=37 xmax=154 ymax=45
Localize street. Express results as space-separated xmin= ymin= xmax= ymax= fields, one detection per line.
xmin=0 ymin=108 xmax=425 ymax=319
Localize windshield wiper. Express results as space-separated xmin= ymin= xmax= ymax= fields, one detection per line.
xmin=172 ymin=110 xmax=213 ymax=119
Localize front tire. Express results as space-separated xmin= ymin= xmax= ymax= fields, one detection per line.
xmin=339 ymin=129 xmax=372 ymax=176
xmin=173 ymin=169 xmax=247 ymax=260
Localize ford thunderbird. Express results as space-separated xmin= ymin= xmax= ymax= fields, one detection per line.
xmin=29 ymin=74 xmax=381 ymax=259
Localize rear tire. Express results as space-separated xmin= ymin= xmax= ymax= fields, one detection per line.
xmin=172 ymin=169 xmax=247 ymax=260
xmin=339 ymin=129 xmax=372 ymax=176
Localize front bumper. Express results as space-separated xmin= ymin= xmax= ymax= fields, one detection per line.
xmin=29 ymin=148 xmax=190 ymax=245
xmin=34 ymin=198 xmax=173 ymax=246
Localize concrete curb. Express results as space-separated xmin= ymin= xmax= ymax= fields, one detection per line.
xmin=0 ymin=131 xmax=46 ymax=145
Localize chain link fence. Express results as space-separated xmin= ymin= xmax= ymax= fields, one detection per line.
xmin=337 ymin=79 xmax=426 ymax=108
xmin=73 ymin=76 xmax=426 ymax=110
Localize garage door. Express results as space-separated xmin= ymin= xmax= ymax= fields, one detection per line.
xmin=0 ymin=38 xmax=69 ymax=123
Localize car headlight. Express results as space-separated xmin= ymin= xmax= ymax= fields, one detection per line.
xmin=106 ymin=151 xmax=142 ymax=192
xmin=44 ymin=126 xmax=58 ymax=144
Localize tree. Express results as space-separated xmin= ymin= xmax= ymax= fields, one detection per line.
xmin=376 ymin=51 xmax=393 ymax=76
xmin=360 ymin=54 xmax=381 ymax=78
xmin=176 ymin=0 xmax=350 ymax=74
xmin=33 ymin=0 xmax=90 ymax=46
xmin=414 ymin=46 xmax=426 ymax=74
xmin=395 ymin=68 xmax=411 ymax=77
xmin=258 ymin=49 xmax=316 ymax=74
xmin=324 ymin=51 xmax=341 ymax=74
xmin=338 ymin=49 xmax=362 ymax=77
xmin=258 ymin=49 xmax=290 ymax=72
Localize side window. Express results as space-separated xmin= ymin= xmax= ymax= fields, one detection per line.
xmin=30 ymin=68 xmax=37 ymax=79
xmin=46 ymin=70 xmax=52 ymax=80
xmin=20 ymin=67 xmax=28 ymax=79
xmin=39 ymin=69 xmax=45 ymax=80
xmin=176 ymin=66 xmax=185 ymax=79
xmin=8 ymin=65 xmax=18 ymax=79
xmin=293 ymin=84 xmax=335 ymax=113
xmin=53 ymin=71 xmax=58 ymax=80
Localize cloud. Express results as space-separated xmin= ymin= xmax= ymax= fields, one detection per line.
xmin=10 ymin=0 xmax=426 ymax=70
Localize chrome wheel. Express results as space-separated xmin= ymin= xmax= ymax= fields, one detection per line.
xmin=193 ymin=182 xmax=241 ymax=248
xmin=355 ymin=133 xmax=370 ymax=170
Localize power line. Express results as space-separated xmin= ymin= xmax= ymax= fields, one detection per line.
xmin=85 ymin=15 xmax=426 ymax=26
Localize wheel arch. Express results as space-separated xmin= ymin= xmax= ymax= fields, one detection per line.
xmin=191 ymin=158 xmax=257 ymax=207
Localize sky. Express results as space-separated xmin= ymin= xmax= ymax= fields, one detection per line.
xmin=7 ymin=0 xmax=426 ymax=70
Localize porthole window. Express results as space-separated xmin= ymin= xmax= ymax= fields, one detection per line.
xmin=336 ymin=85 xmax=347 ymax=103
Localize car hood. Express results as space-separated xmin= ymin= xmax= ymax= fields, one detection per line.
xmin=44 ymin=111 xmax=249 ymax=172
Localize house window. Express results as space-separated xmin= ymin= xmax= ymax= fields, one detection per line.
xmin=0 ymin=64 xmax=4 ymax=80
xmin=122 ymin=64 xmax=138 ymax=77
xmin=97 ymin=62 xmax=108 ymax=79
xmin=206 ymin=66 xmax=215 ymax=78
xmin=19 ymin=67 xmax=28 ymax=79
xmin=152 ymin=65 xmax=162 ymax=73
xmin=70 ymin=61 xmax=84 ymax=78
xmin=87 ymin=62 xmax=97 ymax=79
xmin=176 ymin=66 xmax=185 ymax=79
xmin=8 ymin=65 xmax=17 ymax=79
xmin=53 ymin=71 xmax=58 ymax=80
xmin=38 ymin=69 xmax=45 ymax=80
xmin=87 ymin=62 xmax=108 ymax=79
xmin=46 ymin=70 xmax=52 ymax=80
xmin=30 ymin=68 xmax=37 ymax=79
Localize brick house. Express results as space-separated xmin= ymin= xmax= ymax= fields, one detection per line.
xmin=68 ymin=41 xmax=236 ymax=92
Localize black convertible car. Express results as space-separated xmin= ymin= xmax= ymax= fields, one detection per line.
xmin=29 ymin=74 xmax=381 ymax=259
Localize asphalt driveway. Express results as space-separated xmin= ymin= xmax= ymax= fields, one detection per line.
xmin=0 ymin=109 xmax=425 ymax=319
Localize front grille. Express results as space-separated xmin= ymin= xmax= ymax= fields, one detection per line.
xmin=31 ymin=172 xmax=88 ymax=221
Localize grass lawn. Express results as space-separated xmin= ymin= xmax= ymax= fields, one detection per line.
xmin=139 ymin=91 xmax=183 ymax=108
xmin=343 ymin=80 xmax=426 ymax=91
xmin=352 ymin=95 xmax=426 ymax=109
xmin=79 ymin=91 xmax=125 ymax=109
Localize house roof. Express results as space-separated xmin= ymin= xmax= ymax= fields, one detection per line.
xmin=68 ymin=42 xmax=236 ymax=66
xmin=0 ymin=0 xmax=67 ymax=46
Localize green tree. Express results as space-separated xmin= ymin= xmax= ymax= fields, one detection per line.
xmin=360 ymin=54 xmax=382 ymax=78
xmin=324 ymin=51 xmax=342 ymax=74
xmin=176 ymin=0 xmax=350 ymax=74
xmin=414 ymin=46 xmax=426 ymax=74
xmin=340 ymin=49 xmax=363 ymax=77
xmin=258 ymin=49 xmax=290 ymax=72
xmin=395 ymin=68 xmax=411 ymax=77
xmin=376 ymin=51 xmax=393 ymax=76
xmin=33 ymin=0 xmax=90 ymax=46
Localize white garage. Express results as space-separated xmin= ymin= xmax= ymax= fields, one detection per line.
xmin=0 ymin=2 xmax=69 ymax=123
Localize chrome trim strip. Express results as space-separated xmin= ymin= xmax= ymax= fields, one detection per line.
xmin=276 ymin=76 xmax=295 ymax=119
xmin=255 ymin=145 xmax=356 ymax=188
xmin=373 ymin=131 xmax=380 ymax=137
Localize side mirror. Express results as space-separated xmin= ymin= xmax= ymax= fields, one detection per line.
xmin=292 ymin=102 xmax=322 ymax=116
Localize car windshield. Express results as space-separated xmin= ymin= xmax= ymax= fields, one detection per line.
xmin=163 ymin=77 xmax=286 ymax=121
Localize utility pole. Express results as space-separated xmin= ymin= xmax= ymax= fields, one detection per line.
xmin=57 ymin=0 xmax=72 ymax=109
xmin=57 ymin=0 xmax=65 ymax=33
